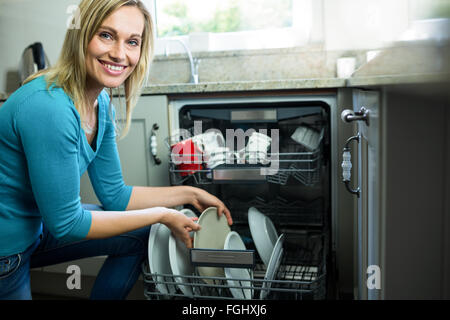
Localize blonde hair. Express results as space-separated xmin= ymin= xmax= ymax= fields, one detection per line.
xmin=24 ymin=0 xmax=154 ymax=139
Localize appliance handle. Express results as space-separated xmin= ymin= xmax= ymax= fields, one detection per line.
xmin=341 ymin=132 xmax=360 ymax=197
xmin=341 ymin=107 xmax=370 ymax=126
xmin=150 ymin=123 xmax=162 ymax=165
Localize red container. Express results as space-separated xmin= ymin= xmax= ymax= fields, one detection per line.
xmin=171 ymin=139 xmax=203 ymax=176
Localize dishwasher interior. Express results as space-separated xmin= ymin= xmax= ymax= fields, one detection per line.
xmin=143 ymin=98 xmax=336 ymax=300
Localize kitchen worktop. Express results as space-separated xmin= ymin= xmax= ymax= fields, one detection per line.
xmin=140 ymin=78 xmax=347 ymax=95
xmin=139 ymin=72 xmax=449 ymax=95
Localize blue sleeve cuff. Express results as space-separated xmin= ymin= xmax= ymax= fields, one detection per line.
xmin=59 ymin=209 xmax=92 ymax=243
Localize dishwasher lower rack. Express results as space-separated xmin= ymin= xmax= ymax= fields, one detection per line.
xmin=142 ymin=234 xmax=327 ymax=300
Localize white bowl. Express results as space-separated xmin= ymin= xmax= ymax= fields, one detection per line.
xmin=224 ymin=231 xmax=253 ymax=299
xmin=248 ymin=207 xmax=278 ymax=267
xmin=168 ymin=208 xmax=198 ymax=297
xmin=193 ymin=207 xmax=231 ymax=284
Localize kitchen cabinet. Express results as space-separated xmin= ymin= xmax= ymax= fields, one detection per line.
xmin=341 ymin=83 xmax=450 ymax=299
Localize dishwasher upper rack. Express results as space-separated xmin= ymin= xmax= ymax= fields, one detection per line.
xmin=142 ymin=232 xmax=327 ymax=300
xmin=165 ymin=131 xmax=324 ymax=186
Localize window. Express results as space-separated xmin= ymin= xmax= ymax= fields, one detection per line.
xmin=143 ymin=0 xmax=450 ymax=54
xmin=155 ymin=0 xmax=295 ymax=37
xmin=409 ymin=0 xmax=450 ymax=20
xmin=144 ymin=0 xmax=316 ymax=54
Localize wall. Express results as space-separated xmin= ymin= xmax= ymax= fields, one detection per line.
xmin=149 ymin=45 xmax=369 ymax=84
xmin=323 ymin=0 xmax=409 ymax=51
xmin=0 ymin=0 xmax=411 ymax=93
xmin=0 ymin=0 xmax=75 ymax=92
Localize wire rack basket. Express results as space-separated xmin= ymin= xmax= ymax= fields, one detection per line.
xmin=142 ymin=232 xmax=327 ymax=300
xmin=226 ymin=196 xmax=325 ymax=228
xmin=166 ymin=127 xmax=324 ymax=186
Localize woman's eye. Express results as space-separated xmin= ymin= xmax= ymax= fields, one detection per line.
xmin=99 ymin=32 xmax=112 ymax=40
xmin=128 ymin=39 xmax=140 ymax=47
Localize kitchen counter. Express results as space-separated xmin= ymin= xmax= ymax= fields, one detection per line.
xmin=139 ymin=73 xmax=449 ymax=95
xmin=348 ymin=72 xmax=450 ymax=87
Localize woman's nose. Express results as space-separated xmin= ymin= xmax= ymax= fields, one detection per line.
xmin=109 ymin=41 xmax=126 ymax=62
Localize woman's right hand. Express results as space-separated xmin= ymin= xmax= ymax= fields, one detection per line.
xmin=159 ymin=208 xmax=201 ymax=249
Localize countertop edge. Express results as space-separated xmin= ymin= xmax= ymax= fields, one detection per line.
xmin=347 ymin=72 xmax=450 ymax=87
xmin=139 ymin=78 xmax=347 ymax=95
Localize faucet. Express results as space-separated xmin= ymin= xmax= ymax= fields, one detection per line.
xmin=165 ymin=39 xmax=199 ymax=84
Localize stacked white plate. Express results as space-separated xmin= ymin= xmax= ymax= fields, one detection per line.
xmin=223 ymin=231 xmax=253 ymax=299
xmin=147 ymin=222 xmax=177 ymax=295
xmin=260 ymin=233 xmax=285 ymax=299
xmin=148 ymin=208 xmax=198 ymax=295
xmin=168 ymin=208 xmax=198 ymax=297
xmin=193 ymin=207 xmax=231 ymax=284
xmin=248 ymin=207 xmax=279 ymax=267
xmin=247 ymin=207 xmax=285 ymax=299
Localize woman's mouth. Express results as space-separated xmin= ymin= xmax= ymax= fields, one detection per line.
xmin=98 ymin=59 xmax=127 ymax=75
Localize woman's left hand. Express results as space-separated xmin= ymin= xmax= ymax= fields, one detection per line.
xmin=190 ymin=187 xmax=233 ymax=226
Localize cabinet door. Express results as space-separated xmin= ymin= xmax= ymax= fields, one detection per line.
xmin=381 ymin=85 xmax=449 ymax=299
xmin=80 ymin=95 xmax=170 ymax=205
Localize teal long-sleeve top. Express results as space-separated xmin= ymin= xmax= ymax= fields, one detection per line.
xmin=0 ymin=76 xmax=133 ymax=256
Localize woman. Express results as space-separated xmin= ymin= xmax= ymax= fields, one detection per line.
xmin=0 ymin=0 xmax=232 ymax=300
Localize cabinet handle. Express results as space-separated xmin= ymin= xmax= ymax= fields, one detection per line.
xmin=150 ymin=123 xmax=162 ymax=165
xmin=341 ymin=107 xmax=370 ymax=125
xmin=342 ymin=133 xmax=360 ymax=197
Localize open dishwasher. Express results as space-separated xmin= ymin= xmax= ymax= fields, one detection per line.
xmin=143 ymin=95 xmax=335 ymax=300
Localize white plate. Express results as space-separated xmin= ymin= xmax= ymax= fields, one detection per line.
xmin=168 ymin=208 xmax=198 ymax=297
xmin=248 ymin=207 xmax=278 ymax=266
xmin=260 ymin=233 xmax=285 ymax=300
xmin=224 ymin=231 xmax=253 ymax=299
xmin=148 ymin=223 xmax=177 ymax=295
xmin=193 ymin=207 xmax=231 ymax=284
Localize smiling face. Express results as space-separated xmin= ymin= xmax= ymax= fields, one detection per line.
xmin=85 ymin=5 xmax=145 ymax=90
